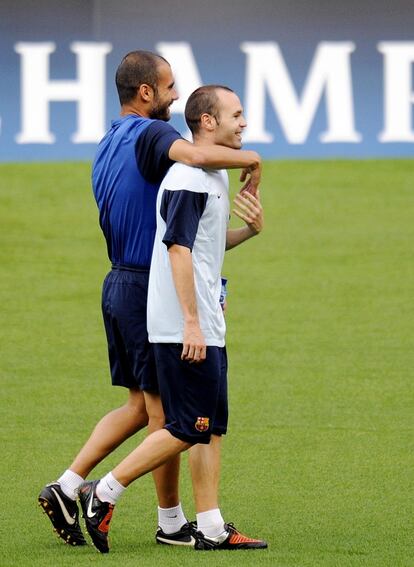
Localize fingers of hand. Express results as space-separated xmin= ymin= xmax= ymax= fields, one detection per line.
xmin=240 ymin=179 xmax=251 ymax=193
xmin=181 ymin=343 xmax=189 ymax=360
xmin=233 ymin=195 xmax=261 ymax=227
xmin=191 ymin=345 xmax=207 ymax=363
xmin=232 ymin=207 xmax=254 ymax=225
xmin=249 ymin=167 xmax=261 ymax=186
xmin=239 ymin=182 xmax=257 ymax=196
xmin=187 ymin=344 xmax=195 ymax=361
xmin=234 ymin=192 xmax=261 ymax=214
xmin=182 ymin=342 xmax=206 ymax=363
xmin=238 ymin=189 xmax=262 ymax=207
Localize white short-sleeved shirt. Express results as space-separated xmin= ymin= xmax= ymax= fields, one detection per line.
xmin=147 ymin=162 xmax=230 ymax=346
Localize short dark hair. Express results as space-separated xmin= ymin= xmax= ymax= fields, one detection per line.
xmin=185 ymin=85 xmax=234 ymax=135
xmin=115 ymin=50 xmax=169 ymax=105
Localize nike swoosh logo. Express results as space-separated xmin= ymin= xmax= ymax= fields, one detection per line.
xmin=51 ymin=487 xmax=76 ymax=525
xmin=157 ymin=535 xmax=196 ymax=547
xmin=87 ymin=489 xmax=97 ymax=518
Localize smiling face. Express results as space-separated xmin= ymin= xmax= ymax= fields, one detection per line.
xmin=212 ymin=89 xmax=247 ymax=149
xmin=149 ymin=62 xmax=179 ymax=121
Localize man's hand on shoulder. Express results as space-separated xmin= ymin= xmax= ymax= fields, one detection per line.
xmin=239 ymin=154 xmax=262 ymax=196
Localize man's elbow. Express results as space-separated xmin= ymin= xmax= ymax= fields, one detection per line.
xmin=185 ymin=148 xmax=208 ymax=168
xmin=169 ymin=140 xmax=207 ymax=168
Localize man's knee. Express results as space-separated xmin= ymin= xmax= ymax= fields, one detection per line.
xmin=143 ymin=391 xmax=165 ymax=431
xmin=147 ymin=412 xmax=165 ymax=431
xmin=126 ymin=388 xmax=149 ymax=426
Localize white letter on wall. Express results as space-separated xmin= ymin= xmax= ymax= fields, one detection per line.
xmin=155 ymin=42 xmax=202 ymax=114
xmin=241 ymin=42 xmax=361 ymax=144
xmin=378 ymin=42 xmax=414 ymax=142
xmin=15 ymin=42 xmax=112 ymax=144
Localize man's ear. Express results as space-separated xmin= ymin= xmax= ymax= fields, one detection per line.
xmin=200 ymin=113 xmax=216 ymax=132
xmin=138 ymin=83 xmax=154 ymax=103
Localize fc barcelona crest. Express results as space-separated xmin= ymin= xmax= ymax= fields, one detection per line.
xmin=195 ymin=417 xmax=210 ymax=432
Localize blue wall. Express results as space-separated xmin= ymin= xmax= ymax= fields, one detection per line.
xmin=1 ymin=0 xmax=413 ymax=161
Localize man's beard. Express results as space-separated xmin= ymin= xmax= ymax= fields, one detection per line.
xmin=149 ymin=98 xmax=171 ymax=121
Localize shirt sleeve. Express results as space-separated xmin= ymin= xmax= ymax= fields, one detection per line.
xmin=161 ymin=189 xmax=208 ymax=251
xmin=135 ymin=121 xmax=182 ymax=183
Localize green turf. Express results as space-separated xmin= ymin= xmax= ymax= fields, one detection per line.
xmin=1 ymin=160 xmax=413 ymax=567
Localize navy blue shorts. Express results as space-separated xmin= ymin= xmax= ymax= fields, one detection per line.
xmin=101 ymin=267 xmax=158 ymax=392
xmin=153 ymin=344 xmax=228 ymax=444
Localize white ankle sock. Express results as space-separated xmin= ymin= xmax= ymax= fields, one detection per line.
xmin=196 ymin=508 xmax=226 ymax=538
xmin=158 ymin=503 xmax=187 ymax=534
xmin=96 ymin=472 xmax=125 ymax=505
xmin=57 ymin=470 xmax=84 ymax=500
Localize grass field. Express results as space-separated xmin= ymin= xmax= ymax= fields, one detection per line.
xmin=1 ymin=160 xmax=413 ymax=567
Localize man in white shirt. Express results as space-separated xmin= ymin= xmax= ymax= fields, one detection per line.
xmin=78 ymin=85 xmax=267 ymax=552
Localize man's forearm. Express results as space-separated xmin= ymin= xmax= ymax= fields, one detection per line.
xmin=226 ymin=227 xmax=257 ymax=250
xmin=191 ymin=145 xmax=260 ymax=171
xmin=168 ymin=244 xmax=199 ymax=322
xmin=169 ymin=244 xmax=206 ymax=362
xmin=169 ymin=139 xmax=260 ymax=171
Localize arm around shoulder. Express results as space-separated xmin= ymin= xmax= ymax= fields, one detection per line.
xmin=168 ymin=139 xmax=260 ymax=171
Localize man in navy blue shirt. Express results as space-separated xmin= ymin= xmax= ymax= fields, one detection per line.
xmin=38 ymin=51 xmax=262 ymax=550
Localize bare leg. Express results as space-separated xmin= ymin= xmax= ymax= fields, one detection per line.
xmin=144 ymin=391 xmax=181 ymax=509
xmin=189 ymin=434 xmax=221 ymax=512
xmin=69 ymin=388 xmax=148 ymax=478
xmin=112 ymin=428 xmax=190 ymax=487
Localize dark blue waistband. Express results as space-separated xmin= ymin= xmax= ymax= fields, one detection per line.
xmin=111 ymin=263 xmax=150 ymax=273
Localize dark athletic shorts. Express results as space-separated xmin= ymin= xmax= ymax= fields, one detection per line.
xmin=153 ymin=343 xmax=228 ymax=444
xmin=101 ymin=267 xmax=158 ymax=392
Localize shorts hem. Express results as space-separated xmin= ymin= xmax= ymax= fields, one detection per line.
xmin=140 ymin=384 xmax=159 ymax=394
xmin=112 ymin=381 xmax=137 ymax=389
xmin=111 ymin=381 xmax=159 ymax=394
xmin=164 ymin=425 xmax=211 ymax=445
xmin=211 ymin=427 xmax=227 ymax=436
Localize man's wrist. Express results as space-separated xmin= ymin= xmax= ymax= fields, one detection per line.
xmin=245 ymin=225 xmax=259 ymax=238
xmin=184 ymin=316 xmax=199 ymax=325
xmin=247 ymin=152 xmax=261 ymax=171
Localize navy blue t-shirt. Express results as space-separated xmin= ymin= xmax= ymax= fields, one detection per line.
xmin=92 ymin=115 xmax=181 ymax=268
